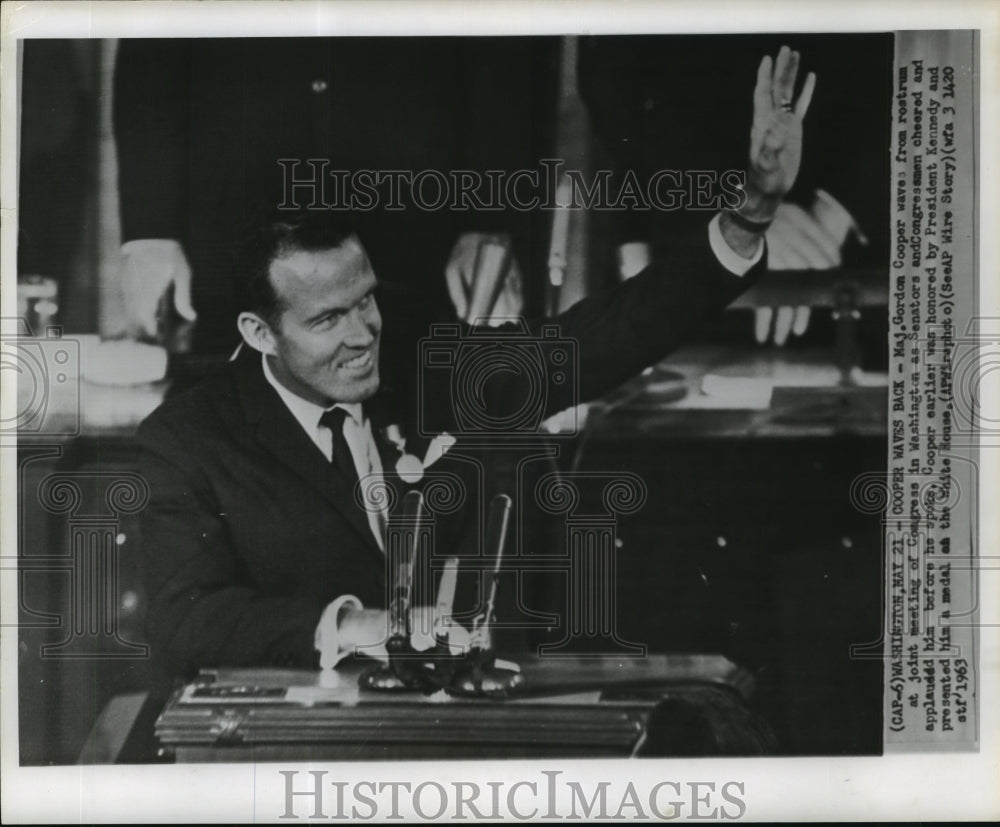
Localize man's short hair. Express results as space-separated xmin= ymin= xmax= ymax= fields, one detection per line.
xmin=238 ymin=209 xmax=360 ymax=327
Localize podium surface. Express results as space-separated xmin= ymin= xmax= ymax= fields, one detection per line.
xmin=155 ymin=654 xmax=773 ymax=761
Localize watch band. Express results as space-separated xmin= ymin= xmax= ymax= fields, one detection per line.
xmin=725 ymin=208 xmax=775 ymax=233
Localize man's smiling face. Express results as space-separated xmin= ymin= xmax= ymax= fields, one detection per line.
xmin=264 ymin=236 xmax=382 ymax=405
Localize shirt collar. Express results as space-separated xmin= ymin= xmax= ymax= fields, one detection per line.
xmin=261 ymin=353 xmax=364 ymax=434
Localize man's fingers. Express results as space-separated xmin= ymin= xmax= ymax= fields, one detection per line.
xmin=754 ymin=306 xmax=773 ymax=344
xmin=773 ymin=306 xmax=795 ymax=346
xmin=754 ymin=54 xmax=773 ymax=116
xmin=749 ymin=126 xmax=764 ymax=163
xmin=771 ymin=46 xmax=788 ymax=108
xmin=772 ymin=46 xmax=796 ymax=108
xmin=781 ymin=49 xmax=801 ymax=105
xmin=792 ymin=305 xmax=811 ymax=337
xmin=795 ymin=71 xmax=816 ymax=118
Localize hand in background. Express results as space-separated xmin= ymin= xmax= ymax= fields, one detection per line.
xmin=445 ymin=232 xmax=524 ymax=325
xmin=756 ymin=189 xmax=868 ymax=345
xmin=119 ymin=239 xmax=197 ymax=340
xmin=616 ymin=241 xmax=652 ymax=281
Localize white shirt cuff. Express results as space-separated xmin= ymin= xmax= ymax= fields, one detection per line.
xmin=708 ymin=213 xmax=764 ymax=277
xmin=315 ymin=594 xmax=363 ymax=670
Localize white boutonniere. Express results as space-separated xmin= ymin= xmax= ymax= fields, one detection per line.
xmin=382 ymin=424 xmax=456 ymax=484
xmin=383 ymin=423 xmax=424 ymax=484
xmin=422 ymin=432 xmax=457 ymax=469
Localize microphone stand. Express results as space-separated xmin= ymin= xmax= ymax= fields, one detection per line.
xmin=358 ymin=493 xmax=523 ymax=698
xmin=450 ymin=494 xmax=523 ymax=698
xmin=358 ymin=491 xmax=436 ymax=691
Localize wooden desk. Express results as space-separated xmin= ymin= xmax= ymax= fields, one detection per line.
xmin=155 ymin=655 xmax=773 ymax=761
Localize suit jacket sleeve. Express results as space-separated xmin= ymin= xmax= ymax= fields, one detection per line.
xmin=113 ymin=39 xmax=191 ymax=243
xmin=419 ymin=223 xmax=764 ymax=430
xmin=137 ymin=413 xmax=326 ymax=678
xmin=529 ymin=224 xmax=766 ymax=417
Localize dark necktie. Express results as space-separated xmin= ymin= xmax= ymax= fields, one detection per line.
xmin=318 ymin=407 xmax=359 ymax=487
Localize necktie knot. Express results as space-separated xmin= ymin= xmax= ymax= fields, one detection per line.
xmin=319 ymin=406 xmax=358 ymax=483
xmin=318 ymin=406 xmax=350 ymax=434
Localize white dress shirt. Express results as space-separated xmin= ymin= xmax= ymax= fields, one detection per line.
xmin=708 ymin=213 xmax=763 ymax=276
xmin=261 ymin=354 xmax=387 ymax=551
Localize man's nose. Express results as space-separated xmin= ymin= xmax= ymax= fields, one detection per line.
xmin=342 ymin=306 xmax=376 ymax=347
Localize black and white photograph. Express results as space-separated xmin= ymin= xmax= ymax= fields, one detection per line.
xmin=1 ymin=1 xmax=996 ymax=822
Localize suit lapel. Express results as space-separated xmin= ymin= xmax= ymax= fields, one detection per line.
xmin=235 ymin=347 xmax=383 ymax=556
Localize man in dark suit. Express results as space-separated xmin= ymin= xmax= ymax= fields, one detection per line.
xmin=137 ymin=46 xmax=812 ymax=682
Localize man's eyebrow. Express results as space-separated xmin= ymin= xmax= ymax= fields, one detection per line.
xmin=303 ymin=282 xmax=378 ymax=325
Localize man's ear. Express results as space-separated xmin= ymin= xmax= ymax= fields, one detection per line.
xmin=238 ymin=312 xmax=277 ymax=356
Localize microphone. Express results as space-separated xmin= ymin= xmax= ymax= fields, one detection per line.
xmin=450 ymin=494 xmax=523 ymax=697
xmin=433 ymin=556 xmax=460 ymax=651
xmin=359 ymin=490 xmax=434 ymax=691
xmin=546 ymin=175 xmax=572 ymax=316
xmin=469 ymin=493 xmax=512 ymax=653
xmin=388 ymin=490 xmax=423 ymax=649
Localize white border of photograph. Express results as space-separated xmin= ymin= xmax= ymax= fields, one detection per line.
xmin=2 ymin=0 xmax=997 ymax=822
